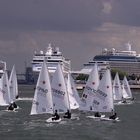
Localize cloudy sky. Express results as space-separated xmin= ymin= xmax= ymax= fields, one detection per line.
xmin=1 ymin=0 xmax=140 ymax=73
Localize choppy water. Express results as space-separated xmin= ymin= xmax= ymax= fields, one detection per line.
xmin=0 ymin=85 xmax=140 ymax=140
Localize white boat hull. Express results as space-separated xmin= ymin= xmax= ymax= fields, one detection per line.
xmin=86 ymin=115 xmax=105 ymax=119
xmin=100 ymin=117 xmax=120 ymax=122
xmin=46 ymin=117 xmax=62 ymax=123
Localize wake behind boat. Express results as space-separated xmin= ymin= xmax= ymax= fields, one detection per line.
xmin=100 ymin=117 xmax=120 ymax=122
xmin=18 ymin=97 xmax=33 ymax=101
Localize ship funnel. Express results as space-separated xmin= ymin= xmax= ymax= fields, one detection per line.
xmin=40 ymin=50 xmax=43 ymax=54
xmin=48 ymin=43 xmax=52 ymax=48
xmin=104 ymin=48 xmax=107 ymax=52
xmin=126 ymin=42 xmax=132 ymax=51
xmin=102 ymin=48 xmax=107 ymax=54
xmin=46 ymin=43 xmax=53 ymax=55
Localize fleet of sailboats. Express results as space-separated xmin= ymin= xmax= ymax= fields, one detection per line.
xmin=0 ymin=60 xmax=134 ymax=123
xmin=30 ymin=62 xmax=136 ymax=122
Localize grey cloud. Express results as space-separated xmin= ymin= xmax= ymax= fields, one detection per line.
xmin=0 ymin=0 xmax=103 ymax=31
xmin=109 ymin=0 xmax=140 ymax=26
xmin=0 ymin=0 xmax=140 ymax=32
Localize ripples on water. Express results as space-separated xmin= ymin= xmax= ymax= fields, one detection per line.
xmin=0 ymin=87 xmax=140 ymax=140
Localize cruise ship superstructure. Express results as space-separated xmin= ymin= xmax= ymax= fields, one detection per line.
xmin=81 ymin=43 xmax=140 ymax=76
xmin=31 ymin=43 xmax=71 ymax=74
xmin=93 ymin=43 xmax=140 ymax=75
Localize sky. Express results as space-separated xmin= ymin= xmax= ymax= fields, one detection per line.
xmin=1 ymin=0 xmax=140 ymax=73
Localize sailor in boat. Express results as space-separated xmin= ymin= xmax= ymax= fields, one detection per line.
xmin=109 ymin=112 xmax=117 ymax=120
xmin=94 ymin=112 xmax=101 ymax=117
xmin=52 ymin=110 xmax=60 ymax=121
xmin=122 ymin=97 xmax=127 ymax=103
xmin=12 ymin=102 xmax=18 ymax=109
xmin=63 ymin=109 xmax=71 ymax=119
xmin=7 ymin=103 xmax=14 ymax=111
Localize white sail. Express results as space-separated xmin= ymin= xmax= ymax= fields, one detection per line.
xmin=80 ymin=63 xmax=99 ymax=111
xmin=9 ymin=65 xmax=18 ymax=103
xmin=121 ymin=84 xmax=128 ymax=99
xmin=51 ymin=63 xmax=70 ymax=113
xmin=0 ymin=71 xmax=10 ymax=106
xmin=122 ymin=76 xmax=132 ymax=99
xmin=30 ymin=61 xmax=53 ymax=115
xmin=92 ymin=69 xmax=114 ymax=112
xmin=67 ymin=73 xmax=80 ymax=110
xmin=113 ymin=73 xmax=122 ymax=101
xmin=0 ymin=78 xmax=2 ymax=88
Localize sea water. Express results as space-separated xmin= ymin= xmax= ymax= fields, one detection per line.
xmin=0 ymin=85 xmax=140 ymax=140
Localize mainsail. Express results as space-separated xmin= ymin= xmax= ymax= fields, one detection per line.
xmin=30 ymin=61 xmax=53 ymax=115
xmin=80 ymin=63 xmax=99 ymax=111
xmin=9 ymin=65 xmax=18 ymax=103
xmin=67 ymin=73 xmax=80 ymax=110
xmin=122 ymin=76 xmax=132 ymax=99
xmin=92 ymin=69 xmax=114 ymax=112
xmin=0 ymin=71 xmax=10 ymax=106
xmin=113 ymin=73 xmax=122 ymax=101
xmin=51 ymin=63 xmax=70 ymax=113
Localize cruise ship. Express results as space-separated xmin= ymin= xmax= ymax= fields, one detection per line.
xmin=31 ymin=43 xmax=71 ymax=81
xmin=83 ymin=43 xmax=140 ymax=76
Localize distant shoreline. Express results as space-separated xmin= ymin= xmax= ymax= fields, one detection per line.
xmin=75 ymin=83 xmax=140 ymax=90
xmin=18 ymin=83 xmax=140 ymax=90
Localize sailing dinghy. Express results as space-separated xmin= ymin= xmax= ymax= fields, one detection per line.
xmin=46 ymin=63 xmax=70 ymax=122
xmin=122 ymin=76 xmax=133 ymax=100
xmin=66 ymin=72 xmax=80 ymax=110
xmin=91 ymin=68 xmax=119 ymax=121
xmin=79 ymin=63 xmax=105 ymax=119
xmin=9 ymin=65 xmax=19 ymax=110
xmin=30 ymin=61 xmax=61 ymax=122
xmin=113 ymin=73 xmax=123 ymax=105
